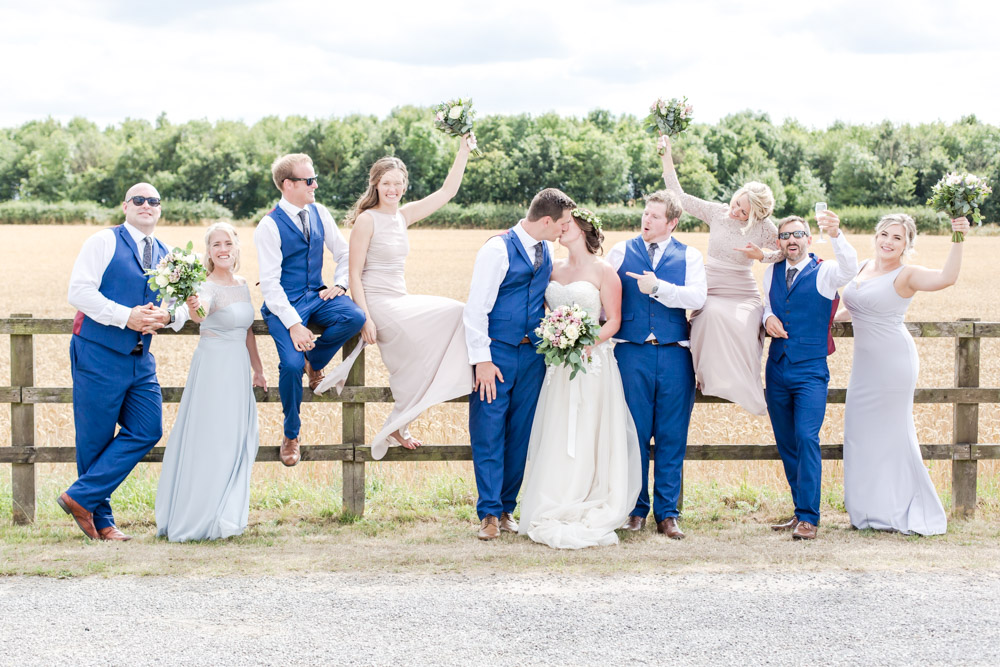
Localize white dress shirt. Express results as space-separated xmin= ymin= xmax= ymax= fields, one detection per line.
xmin=761 ymin=232 xmax=859 ymax=325
xmin=607 ymin=235 xmax=708 ymax=344
xmin=254 ymin=198 xmax=351 ymax=329
xmin=463 ymin=221 xmax=553 ymax=365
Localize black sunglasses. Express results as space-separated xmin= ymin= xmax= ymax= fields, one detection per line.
xmin=286 ymin=176 xmax=319 ymax=186
xmin=778 ymin=230 xmax=809 ymax=240
xmin=127 ymin=196 xmax=161 ymax=207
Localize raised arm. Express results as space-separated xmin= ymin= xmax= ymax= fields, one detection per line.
xmin=348 ymin=212 xmax=378 ymax=344
xmin=659 ymin=134 xmax=724 ymax=225
xmin=896 ymin=217 xmax=969 ymax=298
xmin=400 ymin=136 xmax=473 ymax=226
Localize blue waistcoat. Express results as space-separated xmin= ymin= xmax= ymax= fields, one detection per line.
xmin=487 ymin=229 xmax=551 ymax=346
xmin=767 ymin=254 xmax=838 ymax=363
xmin=616 ymin=236 xmax=689 ymax=344
xmin=270 ymin=204 xmax=326 ymax=302
xmin=74 ymin=225 xmax=168 ymax=355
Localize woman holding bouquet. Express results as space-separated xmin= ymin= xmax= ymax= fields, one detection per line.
xmin=315 ymin=136 xmax=474 ymax=459
xmin=835 ymin=214 xmax=970 ymax=535
xmin=155 ymin=222 xmax=266 ymax=542
xmin=518 ymin=209 xmax=642 ymax=549
xmin=657 ymin=134 xmax=779 ymax=415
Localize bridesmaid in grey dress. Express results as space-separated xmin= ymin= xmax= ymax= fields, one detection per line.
xmin=836 ymin=214 xmax=970 ymax=535
xmin=156 ymin=222 xmax=267 ymax=542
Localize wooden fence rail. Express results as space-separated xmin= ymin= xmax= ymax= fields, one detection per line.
xmin=2 ymin=315 xmax=998 ymax=525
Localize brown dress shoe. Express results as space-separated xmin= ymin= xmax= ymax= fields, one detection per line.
xmin=303 ymin=358 xmax=325 ymax=391
xmin=771 ymin=517 xmax=800 ymax=532
xmin=622 ymin=515 xmax=646 ymax=532
xmin=499 ymin=512 xmax=519 ymax=533
xmin=657 ymin=517 xmax=686 ymax=540
xmin=98 ymin=525 xmax=133 ymax=542
xmin=792 ymin=521 xmax=818 ymax=540
xmin=56 ymin=492 xmax=99 ymax=540
xmin=280 ymin=436 xmax=301 ymax=466
xmin=478 ymin=516 xmax=500 ymax=540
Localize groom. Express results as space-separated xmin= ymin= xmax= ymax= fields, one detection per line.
xmin=255 ymin=153 xmax=366 ymax=466
xmin=464 ymin=188 xmax=575 ymax=540
xmin=609 ymin=190 xmax=706 ymax=539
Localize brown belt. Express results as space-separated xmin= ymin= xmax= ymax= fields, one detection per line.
xmin=647 ymin=338 xmax=681 ymax=347
xmin=490 ymin=337 xmax=532 ymax=345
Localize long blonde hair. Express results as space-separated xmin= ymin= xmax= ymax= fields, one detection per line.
xmin=344 ymin=157 xmax=408 ymax=226
xmin=732 ymin=181 xmax=775 ymax=234
xmin=204 ymin=221 xmax=240 ymax=273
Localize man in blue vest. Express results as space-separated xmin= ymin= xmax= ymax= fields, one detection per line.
xmin=762 ymin=213 xmax=857 ymax=540
xmin=255 ymin=154 xmax=366 ymax=466
xmin=464 ymin=188 xmax=575 ymax=540
xmin=62 ymin=183 xmax=178 ymax=540
xmin=609 ymin=189 xmax=707 ymax=539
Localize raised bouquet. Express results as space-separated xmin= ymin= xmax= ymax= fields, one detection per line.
xmin=645 ymin=96 xmax=694 ymax=154
xmin=926 ymin=172 xmax=992 ymax=242
xmin=145 ymin=241 xmax=207 ymax=317
xmin=534 ymin=304 xmax=600 ymax=380
xmin=433 ymin=97 xmax=483 ymax=157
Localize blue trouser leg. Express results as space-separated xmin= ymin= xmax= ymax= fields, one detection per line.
xmin=305 ymin=294 xmax=366 ymax=372
xmin=265 ymin=309 xmax=306 ymax=439
xmin=615 ymin=343 xmax=655 ymax=519
xmin=651 ymin=345 xmax=696 ymax=521
xmin=469 ymin=342 xmax=518 ymax=520
xmin=500 ymin=344 xmax=546 ymax=514
xmin=68 ymin=337 xmax=162 ymax=530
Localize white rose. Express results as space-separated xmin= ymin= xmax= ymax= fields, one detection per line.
xmin=448 ymin=105 xmax=463 ymax=120
xmin=563 ymin=324 xmax=580 ymax=341
xmin=183 ymin=254 xmax=197 ymax=264
xmin=155 ymin=275 xmax=169 ymax=287
xmin=165 ymin=286 xmax=175 ymax=295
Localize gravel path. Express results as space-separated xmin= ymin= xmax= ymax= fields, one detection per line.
xmin=2 ymin=572 xmax=998 ymax=665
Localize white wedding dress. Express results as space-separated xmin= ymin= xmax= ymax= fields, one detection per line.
xmin=519 ymin=281 xmax=642 ymax=549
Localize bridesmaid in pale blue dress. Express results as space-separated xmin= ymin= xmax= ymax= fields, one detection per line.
xmin=155 ymin=222 xmax=267 ymax=542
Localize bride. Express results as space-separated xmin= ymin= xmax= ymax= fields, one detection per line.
xmin=518 ymin=208 xmax=642 ymax=549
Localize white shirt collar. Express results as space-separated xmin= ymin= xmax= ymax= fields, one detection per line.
xmin=513 ymin=220 xmax=542 ymax=250
xmin=278 ymin=197 xmax=306 ymax=219
xmin=644 ymin=235 xmax=673 ymax=249
xmin=786 ymin=253 xmax=813 ymax=273
xmin=122 ymin=221 xmax=152 ymax=244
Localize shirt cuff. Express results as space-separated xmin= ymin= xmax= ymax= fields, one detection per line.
xmin=111 ymin=304 xmax=132 ymax=329
xmin=278 ymin=309 xmax=303 ymax=329
xmin=468 ymin=347 xmax=492 ymax=365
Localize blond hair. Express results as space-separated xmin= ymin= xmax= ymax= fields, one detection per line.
xmin=270 ymin=153 xmax=313 ymax=192
xmin=875 ymin=213 xmax=917 ymax=257
xmin=204 ymin=221 xmax=241 ymax=273
xmin=645 ymin=189 xmax=683 ymax=222
xmin=344 ymin=156 xmax=409 ymax=226
xmin=732 ymin=181 xmax=775 ymax=234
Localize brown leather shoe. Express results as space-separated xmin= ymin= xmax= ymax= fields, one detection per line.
xmin=657 ymin=517 xmax=686 ymax=540
xmin=280 ymin=436 xmax=301 ymax=466
xmin=98 ymin=525 xmax=133 ymax=542
xmin=792 ymin=521 xmax=818 ymax=540
xmin=478 ymin=516 xmax=500 ymax=540
xmin=622 ymin=515 xmax=646 ymax=532
xmin=499 ymin=512 xmax=519 ymax=533
xmin=771 ymin=517 xmax=800 ymax=532
xmin=57 ymin=492 xmax=99 ymax=540
xmin=303 ymin=358 xmax=325 ymax=391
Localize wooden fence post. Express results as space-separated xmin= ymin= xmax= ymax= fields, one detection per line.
xmin=952 ymin=317 xmax=980 ymax=518
xmin=10 ymin=314 xmax=35 ymax=525
xmin=341 ymin=336 xmax=366 ymax=517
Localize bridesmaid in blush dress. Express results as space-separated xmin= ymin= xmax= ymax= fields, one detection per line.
xmin=836 ymin=214 xmax=970 ymax=535
xmin=316 ymin=136 xmax=475 ymax=459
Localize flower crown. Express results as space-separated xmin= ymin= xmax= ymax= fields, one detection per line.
xmin=571 ymin=207 xmax=603 ymax=229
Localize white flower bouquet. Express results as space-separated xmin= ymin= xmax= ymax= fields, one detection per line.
xmin=534 ymin=304 xmax=600 ymax=380
xmin=144 ymin=241 xmax=207 ymax=316
xmin=433 ymin=97 xmax=483 ymax=157
xmin=926 ymin=172 xmax=993 ymax=242
xmin=645 ymin=96 xmax=694 ymax=154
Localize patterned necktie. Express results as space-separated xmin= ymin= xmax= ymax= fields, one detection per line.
xmin=786 ymin=267 xmax=798 ymax=291
xmin=533 ymin=242 xmax=542 ymax=271
xmin=298 ymin=209 xmax=311 ymax=243
xmin=647 ymin=242 xmax=658 ymax=266
xmin=142 ymin=237 xmax=152 ymax=270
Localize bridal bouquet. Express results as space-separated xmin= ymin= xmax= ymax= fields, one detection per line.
xmin=433 ymin=97 xmax=483 ymax=157
xmin=926 ymin=172 xmax=993 ymax=242
xmin=145 ymin=241 xmax=207 ymax=316
xmin=645 ymin=96 xmax=694 ymax=153
xmin=534 ymin=304 xmax=600 ymax=380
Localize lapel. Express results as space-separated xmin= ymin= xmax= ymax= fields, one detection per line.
xmin=787 ymin=255 xmax=819 ymax=297
xmin=509 ymin=229 xmax=535 ymax=272
xmin=273 ymin=204 xmax=308 ymax=243
xmin=629 ymin=236 xmax=652 ymax=271
xmin=118 ymin=225 xmax=144 ymax=270
xmin=654 ymin=237 xmax=680 ymax=272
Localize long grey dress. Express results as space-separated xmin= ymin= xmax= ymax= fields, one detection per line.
xmin=842 ymin=263 xmax=947 ymax=535
xmin=155 ymin=281 xmax=260 ymax=542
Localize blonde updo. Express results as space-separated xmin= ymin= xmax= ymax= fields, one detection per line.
xmin=732 ymin=181 xmax=775 ymax=234
xmin=204 ymin=221 xmax=240 ymax=273
xmin=874 ymin=213 xmax=917 ymax=257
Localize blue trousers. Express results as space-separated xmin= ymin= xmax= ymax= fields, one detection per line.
xmin=264 ymin=292 xmax=365 ymax=439
xmin=764 ymin=354 xmax=829 ymax=526
xmin=68 ymin=336 xmax=162 ymax=530
xmin=615 ymin=342 xmax=695 ymax=522
xmin=468 ymin=342 xmax=545 ymax=520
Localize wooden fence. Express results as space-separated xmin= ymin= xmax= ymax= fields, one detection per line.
xmin=2 ymin=315 xmax=998 ymax=525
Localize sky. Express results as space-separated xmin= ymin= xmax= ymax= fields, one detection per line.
xmin=2 ymin=0 xmax=998 ymax=130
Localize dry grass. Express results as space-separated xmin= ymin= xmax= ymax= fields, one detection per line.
xmin=0 ymin=225 xmax=998 ymax=527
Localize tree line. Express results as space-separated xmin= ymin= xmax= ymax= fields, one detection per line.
xmin=1 ymin=107 xmax=997 ymax=224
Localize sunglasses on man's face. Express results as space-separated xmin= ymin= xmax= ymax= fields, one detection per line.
xmin=286 ymin=176 xmax=319 ymax=186
xmin=127 ymin=196 xmax=161 ymax=207
xmin=778 ymin=230 xmax=809 ymax=240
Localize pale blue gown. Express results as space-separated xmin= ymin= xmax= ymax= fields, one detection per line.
xmin=155 ymin=281 xmax=260 ymax=542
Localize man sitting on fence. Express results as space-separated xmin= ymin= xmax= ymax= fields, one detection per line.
xmin=61 ymin=183 xmax=180 ymax=540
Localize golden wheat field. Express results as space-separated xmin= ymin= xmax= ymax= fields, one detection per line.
xmin=0 ymin=225 xmax=998 ymax=502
